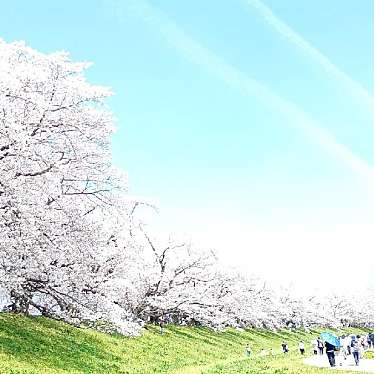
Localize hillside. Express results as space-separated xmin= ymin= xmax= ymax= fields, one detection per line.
xmin=0 ymin=313 xmax=371 ymax=374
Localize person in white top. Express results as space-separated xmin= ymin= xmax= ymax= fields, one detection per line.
xmin=345 ymin=336 xmax=352 ymax=355
xmin=299 ymin=341 xmax=305 ymax=355
xmin=311 ymin=339 xmax=318 ymax=355
xmin=352 ymin=337 xmax=360 ymax=366
xmin=245 ymin=344 xmax=251 ymax=357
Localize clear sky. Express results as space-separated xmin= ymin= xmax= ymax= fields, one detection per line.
xmin=2 ymin=0 xmax=374 ymax=292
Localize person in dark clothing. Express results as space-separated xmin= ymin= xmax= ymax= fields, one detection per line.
xmin=159 ymin=317 xmax=164 ymax=335
xmin=369 ymin=333 xmax=374 ymax=349
xmin=352 ymin=336 xmax=360 ymax=366
xmin=325 ymin=341 xmax=336 ymax=367
xmin=281 ymin=342 xmax=289 ymax=354
xmin=347 ymin=344 xmax=351 ymax=355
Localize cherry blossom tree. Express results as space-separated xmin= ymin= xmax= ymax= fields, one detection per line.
xmin=0 ymin=38 xmax=141 ymax=334
xmin=129 ymin=225 xmax=220 ymax=325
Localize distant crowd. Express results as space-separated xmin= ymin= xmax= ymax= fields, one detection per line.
xmin=310 ymin=333 xmax=374 ymax=367
xmin=244 ymin=332 xmax=374 ymax=368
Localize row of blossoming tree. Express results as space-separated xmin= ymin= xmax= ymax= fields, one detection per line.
xmin=0 ymin=39 xmax=373 ymax=336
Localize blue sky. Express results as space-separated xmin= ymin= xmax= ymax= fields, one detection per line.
xmin=2 ymin=0 xmax=374 ymax=291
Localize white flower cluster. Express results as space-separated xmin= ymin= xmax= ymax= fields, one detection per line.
xmin=0 ymin=38 xmax=141 ymax=336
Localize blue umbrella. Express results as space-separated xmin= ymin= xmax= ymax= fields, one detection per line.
xmin=321 ymin=332 xmax=340 ymax=347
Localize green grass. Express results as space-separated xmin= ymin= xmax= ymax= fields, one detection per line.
xmin=0 ymin=313 xmax=371 ymax=373
xmin=365 ymin=351 xmax=374 ymax=360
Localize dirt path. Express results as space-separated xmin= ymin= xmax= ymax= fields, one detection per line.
xmin=304 ymin=355 xmax=374 ymax=372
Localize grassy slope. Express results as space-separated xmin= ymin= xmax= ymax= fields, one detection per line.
xmin=0 ymin=313 xmax=371 ymax=374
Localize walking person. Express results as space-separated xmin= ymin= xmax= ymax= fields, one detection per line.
xmin=159 ymin=317 xmax=164 ymax=335
xmin=325 ymin=341 xmax=336 ymax=367
xmin=368 ymin=333 xmax=374 ymax=349
xmin=245 ymin=343 xmax=251 ymax=357
xmin=281 ymin=341 xmax=289 ymax=354
xmin=352 ymin=336 xmax=360 ymax=366
xmin=311 ymin=339 xmax=318 ymax=355
xmin=359 ymin=336 xmax=365 ymax=359
xmin=299 ymin=341 xmax=305 ymax=355
xmin=317 ymin=337 xmax=324 ymax=355
xmin=345 ymin=335 xmax=352 ymax=355
xmin=369 ymin=333 xmax=374 ymax=349
xmin=337 ymin=340 xmax=347 ymax=366
xmin=362 ymin=336 xmax=368 ymax=351
xmin=339 ymin=336 xmax=347 ymax=361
